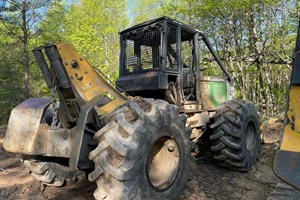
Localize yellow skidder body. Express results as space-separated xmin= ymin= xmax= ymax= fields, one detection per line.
xmin=56 ymin=43 xmax=127 ymax=116
xmin=274 ymin=21 xmax=300 ymax=190
xmin=280 ymin=86 xmax=300 ymax=152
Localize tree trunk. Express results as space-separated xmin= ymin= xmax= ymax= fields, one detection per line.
xmin=248 ymin=11 xmax=267 ymax=112
xmin=22 ymin=0 xmax=30 ymax=99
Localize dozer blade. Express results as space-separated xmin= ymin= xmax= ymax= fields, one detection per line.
xmin=274 ymin=21 xmax=300 ymax=190
xmin=274 ymin=150 xmax=300 ymax=190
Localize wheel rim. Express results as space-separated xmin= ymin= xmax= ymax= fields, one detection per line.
xmin=147 ymin=136 xmax=180 ymax=191
xmin=245 ymin=121 xmax=256 ymax=152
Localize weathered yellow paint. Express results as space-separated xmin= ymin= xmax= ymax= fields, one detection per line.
xmin=281 ymin=86 xmax=300 ymax=152
xmin=56 ymin=43 xmax=127 ymax=116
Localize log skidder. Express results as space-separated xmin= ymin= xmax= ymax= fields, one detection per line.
xmin=210 ymin=99 xmax=261 ymax=171
xmin=89 ymin=98 xmax=193 ymax=199
xmin=116 ymin=17 xmax=261 ymax=173
xmin=3 ymin=17 xmax=263 ymax=200
xmin=2 ymin=40 xmax=194 ymax=200
xmin=19 ymin=98 xmax=193 ymax=199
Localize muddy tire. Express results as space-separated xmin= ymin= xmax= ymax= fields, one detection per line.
xmin=88 ymin=98 xmax=192 ymax=200
xmin=22 ymin=157 xmax=86 ymax=186
xmin=209 ymin=99 xmax=261 ymax=171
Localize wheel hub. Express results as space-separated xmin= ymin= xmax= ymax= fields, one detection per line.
xmin=147 ymin=136 xmax=180 ymax=191
xmin=245 ymin=121 xmax=256 ymax=152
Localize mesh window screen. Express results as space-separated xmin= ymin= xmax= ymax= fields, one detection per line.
xmin=124 ymin=26 xmax=161 ymax=75
xmin=166 ymin=26 xmax=178 ymax=70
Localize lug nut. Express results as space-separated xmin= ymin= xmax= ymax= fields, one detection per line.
xmin=167 ymin=144 xmax=175 ymax=152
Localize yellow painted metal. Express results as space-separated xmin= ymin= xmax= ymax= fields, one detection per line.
xmin=56 ymin=43 xmax=127 ymax=116
xmin=280 ymin=85 xmax=300 ymax=152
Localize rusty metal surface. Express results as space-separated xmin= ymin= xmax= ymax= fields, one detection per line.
xmin=3 ymin=98 xmax=51 ymax=154
xmin=26 ymin=124 xmax=71 ymax=158
xmin=46 ymin=128 xmax=71 ymax=157
xmin=3 ymin=98 xmax=70 ymax=158
xmin=274 ymin=150 xmax=300 ymax=190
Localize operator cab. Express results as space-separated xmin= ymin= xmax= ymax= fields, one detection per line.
xmin=117 ymin=17 xmax=233 ymax=111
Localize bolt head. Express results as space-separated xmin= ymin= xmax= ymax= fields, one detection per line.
xmin=167 ymin=144 xmax=175 ymax=152
xmin=71 ymin=60 xmax=79 ymax=68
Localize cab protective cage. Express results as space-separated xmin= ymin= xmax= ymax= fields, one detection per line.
xmin=117 ymin=17 xmax=233 ymax=94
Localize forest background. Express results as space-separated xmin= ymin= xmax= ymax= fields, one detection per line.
xmin=0 ymin=0 xmax=299 ymax=126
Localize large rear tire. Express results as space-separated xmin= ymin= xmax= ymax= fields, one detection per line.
xmin=209 ymin=99 xmax=261 ymax=171
xmin=88 ymin=99 xmax=192 ymax=199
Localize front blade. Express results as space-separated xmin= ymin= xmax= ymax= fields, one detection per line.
xmin=274 ymin=150 xmax=300 ymax=190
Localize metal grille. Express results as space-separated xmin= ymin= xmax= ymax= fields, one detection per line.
xmin=166 ymin=26 xmax=178 ymax=70
xmin=124 ymin=26 xmax=161 ymax=75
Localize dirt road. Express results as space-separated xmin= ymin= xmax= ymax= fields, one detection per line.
xmin=0 ymin=126 xmax=299 ymax=200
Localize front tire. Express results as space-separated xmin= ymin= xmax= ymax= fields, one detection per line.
xmin=209 ymin=99 xmax=261 ymax=171
xmin=88 ymin=99 xmax=192 ymax=199
xmin=22 ymin=156 xmax=86 ymax=186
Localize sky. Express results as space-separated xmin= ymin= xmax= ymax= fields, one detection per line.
xmin=127 ymin=0 xmax=135 ymax=23
xmin=65 ymin=0 xmax=135 ymax=23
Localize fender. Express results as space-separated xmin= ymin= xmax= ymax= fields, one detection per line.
xmin=3 ymin=98 xmax=71 ymax=158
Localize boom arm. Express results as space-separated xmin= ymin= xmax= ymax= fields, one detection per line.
xmin=34 ymin=43 xmax=127 ymax=121
xmin=4 ymin=42 xmax=127 ymax=170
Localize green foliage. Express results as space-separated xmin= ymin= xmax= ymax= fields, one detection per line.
xmin=163 ymin=0 xmax=297 ymax=119
xmin=38 ymin=0 xmax=67 ymax=44
xmin=133 ymin=0 xmax=170 ymax=23
xmin=0 ymin=0 xmax=299 ymax=125
xmin=64 ymin=0 xmax=128 ymax=80
xmin=0 ymin=25 xmax=24 ymax=125
xmin=0 ymin=0 xmax=128 ymax=125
